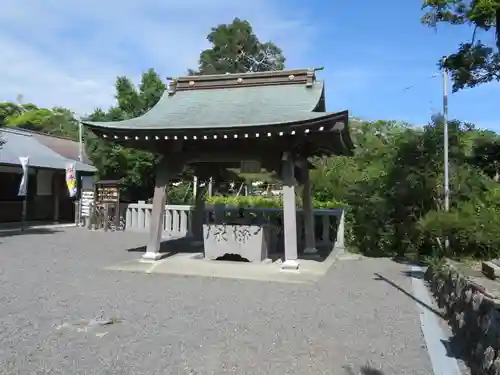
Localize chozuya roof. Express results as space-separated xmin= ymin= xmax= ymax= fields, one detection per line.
xmin=82 ymin=68 xmax=354 ymax=155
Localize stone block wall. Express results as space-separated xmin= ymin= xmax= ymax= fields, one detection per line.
xmin=425 ymin=264 xmax=500 ymax=374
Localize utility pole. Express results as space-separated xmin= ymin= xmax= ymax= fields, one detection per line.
xmin=442 ymin=69 xmax=449 ymax=213
xmin=77 ymin=116 xmax=83 ymax=162
xmin=74 ymin=115 xmax=83 ymax=162
xmin=442 ymin=68 xmax=450 ymax=251
xmin=77 ymin=118 xmax=83 ymax=228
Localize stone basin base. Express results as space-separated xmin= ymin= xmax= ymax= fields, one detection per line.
xmin=203 ymin=223 xmax=269 ymax=262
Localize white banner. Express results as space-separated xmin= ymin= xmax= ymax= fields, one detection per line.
xmin=65 ymin=163 xmax=77 ymax=198
xmin=17 ymin=156 xmax=29 ymax=196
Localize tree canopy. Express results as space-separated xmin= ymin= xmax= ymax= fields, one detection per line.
xmin=309 ymin=116 xmax=500 ymax=259
xmin=83 ymin=68 xmax=166 ymax=201
xmin=188 ymin=18 xmax=285 ymax=75
xmin=422 ymin=0 xmax=500 ymax=91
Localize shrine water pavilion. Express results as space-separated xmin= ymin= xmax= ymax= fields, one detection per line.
xmin=83 ymin=68 xmax=354 ymax=270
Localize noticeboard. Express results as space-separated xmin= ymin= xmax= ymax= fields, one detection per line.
xmin=96 ymin=186 xmax=119 ymax=204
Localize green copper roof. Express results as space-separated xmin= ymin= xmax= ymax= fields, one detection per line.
xmin=83 ymin=80 xmax=326 ymax=130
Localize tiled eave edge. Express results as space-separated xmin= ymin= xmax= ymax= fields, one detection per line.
xmin=85 ymin=110 xmax=352 ymax=144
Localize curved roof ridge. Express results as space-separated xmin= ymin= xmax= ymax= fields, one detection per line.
xmin=82 ymin=80 xmax=325 ymax=131
xmin=173 ymin=68 xmax=317 ymax=91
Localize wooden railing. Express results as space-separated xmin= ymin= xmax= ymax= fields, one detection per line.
xmin=120 ymin=202 xmax=345 ymax=250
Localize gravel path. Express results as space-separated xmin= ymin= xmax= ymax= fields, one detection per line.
xmin=0 ymin=227 xmax=432 ymax=374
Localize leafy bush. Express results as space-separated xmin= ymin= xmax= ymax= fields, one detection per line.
xmin=167 ymin=183 xmax=193 ymax=205
xmin=205 ymin=195 xmax=343 ymax=209
xmin=206 ymin=195 xmax=280 ymax=208
xmin=418 ymin=201 xmax=500 ymax=259
xmin=307 ymin=116 xmax=500 ymax=260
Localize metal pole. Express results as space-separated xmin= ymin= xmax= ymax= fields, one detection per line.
xmin=21 ymin=196 xmax=27 ymax=232
xmin=442 ymin=69 xmax=450 ymax=251
xmin=77 ymin=120 xmax=83 ymax=227
xmin=19 ymin=159 xmax=29 ymax=232
xmin=78 ymin=120 xmax=83 ymax=162
xmin=442 ymin=69 xmax=449 ymax=212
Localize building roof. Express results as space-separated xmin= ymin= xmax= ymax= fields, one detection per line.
xmin=84 ymin=85 xmax=325 ymax=131
xmin=82 ymin=69 xmax=332 ymax=131
xmin=33 ymin=131 xmax=92 ymax=165
xmin=0 ymin=128 xmax=96 ymax=172
xmin=81 ymin=68 xmax=355 ymax=157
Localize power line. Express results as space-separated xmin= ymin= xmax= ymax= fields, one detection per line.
xmin=396 ymin=71 xmax=444 ymax=117
xmin=401 ymin=72 xmax=439 ymax=92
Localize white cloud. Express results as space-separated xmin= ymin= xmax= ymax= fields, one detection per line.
xmin=0 ymin=0 xmax=319 ymax=116
xmin=0 ymin=36 xmax=117 ymax=115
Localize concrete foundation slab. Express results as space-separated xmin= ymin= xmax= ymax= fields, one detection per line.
xmin=105 ymin=259 xmax=153 ymax=273
xmin=104 ymin=246 xmax=345 ymax=284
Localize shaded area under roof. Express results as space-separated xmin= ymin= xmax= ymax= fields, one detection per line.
xmin=82 ymin=80 xmax=326 ymax=131
xmin=0 ymin=129 xmax=96 ymax=172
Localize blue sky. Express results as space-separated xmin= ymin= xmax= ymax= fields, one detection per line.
xmin=0 ymin=0 xmax=497 ymax=130
xmin=307 ymin=0 xmax=498 ymax=129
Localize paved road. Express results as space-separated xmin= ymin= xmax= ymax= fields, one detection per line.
xmin=0 ymin=228 xmax=433 ymax=374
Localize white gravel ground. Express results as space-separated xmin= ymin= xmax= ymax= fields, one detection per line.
xmin=0 ymin=228 xmax=433 ymax=374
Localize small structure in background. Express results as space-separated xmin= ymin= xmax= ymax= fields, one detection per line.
xmin=79 ymin=176 xmax=95 ymax=221
xmin=0 ymin=127 xmax=96 ymax=226
xmin=86 ymin=180 xmax=122 ymax=231
xmin=83 ymin=68 xmax=354 ymax=270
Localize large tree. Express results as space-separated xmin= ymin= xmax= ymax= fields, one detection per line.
xmin=185 ymin=18 xmax=287 ymax=190
xmin=189 ymin=18 xmax=286 ymax=75
xmin=0 ymin=101 xmax=81 ymax=159
xmin=0 ymin=102 xmax=24 ymax=127
xmin=422 ymin=0 xmax=500 ymax=91
xmin=85 ymin=68 xmax=166 ymax=201
xmin=5 ymin=105 xmax=80 ymax=139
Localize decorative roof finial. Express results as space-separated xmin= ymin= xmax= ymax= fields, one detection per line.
xmin=306 ymin=70 xmax=315 ymax=87
xmin=167 ymin=78 xmax=178 ymax=96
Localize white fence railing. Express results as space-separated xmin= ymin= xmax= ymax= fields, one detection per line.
xmin=120 ymin=202 xmax=345 ymax=250
xmin=122 ymin=203 xmax=192 ymax=236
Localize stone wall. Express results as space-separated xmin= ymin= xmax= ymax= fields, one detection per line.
xmin=425 ymin=263 xmax=500 ymax=374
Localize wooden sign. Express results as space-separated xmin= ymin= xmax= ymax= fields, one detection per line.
xmin=96 ymin=186 xmax=119 ymax=203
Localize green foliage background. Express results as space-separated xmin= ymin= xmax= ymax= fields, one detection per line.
xmin=2 ymin=15 xmax=500 ymax=260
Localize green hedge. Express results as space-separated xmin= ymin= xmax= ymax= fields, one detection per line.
xmin=204 ymin=195 xmax=344 ymax=209
xmin=418 ymin=200 xmax=500 ymax=259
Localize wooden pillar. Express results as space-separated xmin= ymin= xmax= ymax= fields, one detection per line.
xmin=142 ymin=158 xmax=184 ymax=261
xmin=300 ymin=160 xmax=317 ymax=254
xmin=142 ymin=165 xmax=170 ymax=261
xmin=281 ymin=152 xmax=299 ymax=270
